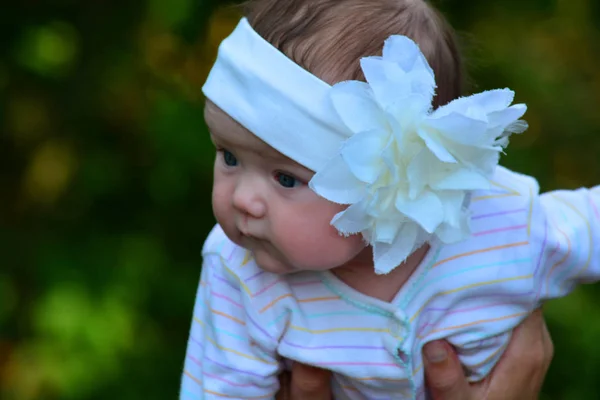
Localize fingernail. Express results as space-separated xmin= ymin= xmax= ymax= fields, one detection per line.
xmin=425 ymin=341 xmax=448 ymax=364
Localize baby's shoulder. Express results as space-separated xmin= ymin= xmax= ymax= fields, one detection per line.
xmin=424 ymin=166 xmax=541 ymax=294
xmin=469 ymin=166 xmax=540 ymax=215
xmin=202 ymin=224 xmax=231 ymax=256
xmin=202 ymin=224 xmax=255 ymax=275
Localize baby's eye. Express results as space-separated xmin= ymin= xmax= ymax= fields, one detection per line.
xmin=275 ymin=172 xmax=301 ymax=188
xmin=222 ymin=150 xmax=238 ymax=167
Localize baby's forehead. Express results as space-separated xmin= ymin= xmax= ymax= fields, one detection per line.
xmin=204 ymin=101 xmax=296 ymax=163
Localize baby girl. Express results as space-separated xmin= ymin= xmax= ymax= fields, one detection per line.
xmin=180 ymin=0 xmax=600 ymax=398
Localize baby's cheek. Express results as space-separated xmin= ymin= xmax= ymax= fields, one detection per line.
xmin=281 ymin=220 xmax=364 ymax=270
xmin=211 ymin=185 xmax=230 ymax=225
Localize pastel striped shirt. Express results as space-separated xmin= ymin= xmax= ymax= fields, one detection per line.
xmin=180 ymin=166 xmax=600 ymax=399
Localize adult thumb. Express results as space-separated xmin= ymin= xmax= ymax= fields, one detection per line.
xmin=290 ymin=362 xmax=332 ymax=400
xmin=423 ymin=340 xmax=471 ymax=400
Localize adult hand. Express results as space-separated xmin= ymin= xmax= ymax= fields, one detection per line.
xmin=423 ymin=308 xmax=553 ymax=400
xmin=276 ymin=362 xmax=332 ymax=400
xmin=276 ymin=309 xmax=552 ymax=400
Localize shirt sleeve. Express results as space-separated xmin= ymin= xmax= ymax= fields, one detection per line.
xmin=532 ymin=185 xmax=600 ymax=301
xmin=180 ymin=253 xmax=281 ymax=399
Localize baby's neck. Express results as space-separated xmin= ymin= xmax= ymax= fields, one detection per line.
xmin=332 ymin=244 xmax=430 ymax=303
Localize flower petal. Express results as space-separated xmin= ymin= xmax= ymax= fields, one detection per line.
xmin=331 ymin=200 xmax=371 ymax=236
xmin=372 ymin=222 xmax=419 ymax=275
xmin=434 ymin=191 xmax=470 ymax=243
xmin=488 ymin=104 xmax=527 ymax=130
xmin=360 ymin=47 xmax=435 ymax=111
xmin=505 ymin=119 xmax=529 ymax=134
xmin=395 ymin=190 xmax=444 ymax=233
xmin=416 ymin=126 xmax=457 ymax=163
xmin=431 ymin=168 xmax=491 ymax=191
xmin=435 ymin=200 xmax=471 ymax=243
xmin=382 ymin=36 xmax=423 ymax=72
xmin=373 ymin=217 xmax=401 ymax=244
xmin=440 ymin=191 xmax=467 ymax=227
xmin=381 ymin=139 xmax=402 ymax=183
xmin=340 ymin=129 xmax=389 ymax=184
xmin=382 ymin=35 xmax=436 ymax=99
xmin=435 ymin=220 xmax=470 ymax=243
xmin=447 ymin=142 xmax=501 ymax=175
xmin=465 ymin=89 xmax=515 ymax=113
xmin=309 ymin=155 xmax=366 ymax=204
xmin=360 ymin=58 xmax=412 ymax=108
xmin=366 ymin=187 xmax=397 ymax=220
xmin=330 ymin=81 xmax=387 ymax=133
xmin=436 ymin=89 xmax=515 ymax=118
xmin=385 ymin=92 xmax=431 ymax=126
xmin=406 ymin=149 xmax=438 ymax=198
xmin=425 ymin=112 xmax=489 ymax=146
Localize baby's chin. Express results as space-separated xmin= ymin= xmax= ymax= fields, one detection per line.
xmin=251 ymin=249 xmax=296 ymax=274
xmin=250 ymin=247 xmax=334 ymax=275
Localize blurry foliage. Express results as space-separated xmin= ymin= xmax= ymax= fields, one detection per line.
xmin=0 ymin=0 xmax=599 ymax=399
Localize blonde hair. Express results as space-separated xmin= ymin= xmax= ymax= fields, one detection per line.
xmin=244 ymin=0 xmax=464 ymax=108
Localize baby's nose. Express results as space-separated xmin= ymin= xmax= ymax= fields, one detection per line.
xmin=232 ymin=180 xmax=267 ymax=218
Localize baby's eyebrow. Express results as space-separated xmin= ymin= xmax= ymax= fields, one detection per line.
xmin=208 ymin=131 xmax=231 ymax=146
xmin=255 ymin=144 xmax=308 ymax=165
xmin=257 ymin=148 xmax=288 ymax=161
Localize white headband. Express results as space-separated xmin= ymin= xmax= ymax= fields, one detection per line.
xmin=203 ymin=18 xmax=528 ymax=274
xmin=203 ymin=17 xmax=350 ymax=172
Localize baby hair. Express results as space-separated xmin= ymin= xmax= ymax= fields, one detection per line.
xmin=244 ymin=0 xmax=464 ymax=108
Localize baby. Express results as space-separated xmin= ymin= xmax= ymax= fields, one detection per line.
xmin=180 ymin=0 xmax=600 ymax=399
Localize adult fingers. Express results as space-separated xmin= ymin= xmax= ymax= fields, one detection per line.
xmin=424 ymin=310 xmax=554 ymax=400
xmin=276 ymin=371 xmax=291 ymax=400
xmin=486 ymin=309 xmax=553 ymax=399
xmin=539 ymin=309 xmax=554 ymax=376
xmin=289 ymin=363 xmax=332 ymax=400
xmin=526 ymin=308 xmax=553 ymax=395
xmin=423 ymin=340 xmax=472 ymax=400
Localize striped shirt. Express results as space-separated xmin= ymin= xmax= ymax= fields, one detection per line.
xmin=180 ymin=166 xmax=600 ymax=399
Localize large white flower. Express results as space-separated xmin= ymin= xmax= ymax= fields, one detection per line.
xmin=309 ymin=35 xmax=528 ymax=275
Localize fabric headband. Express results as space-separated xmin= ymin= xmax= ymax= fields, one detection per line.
xmin=202 ymin=17 xmax=350 ymax=172
xmin=203 ymin=17 xmax=529 ymax=274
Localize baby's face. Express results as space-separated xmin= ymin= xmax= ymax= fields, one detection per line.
xmin=205 ymin=101 xmax=366 ymax=274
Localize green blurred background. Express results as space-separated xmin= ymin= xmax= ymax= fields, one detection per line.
xmin=1 ymin=0 xmax=599 ymax=399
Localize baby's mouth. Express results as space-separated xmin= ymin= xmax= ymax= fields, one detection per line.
xmin=238 ymin=223 xmax=262 ymax=240
xmin=239 ymin=229 xmax=254 ymax=238
xmin=240 ymin=230 xmax=263 ymax=244
xmin=238 ymin=216 xmax=254 ymax=238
